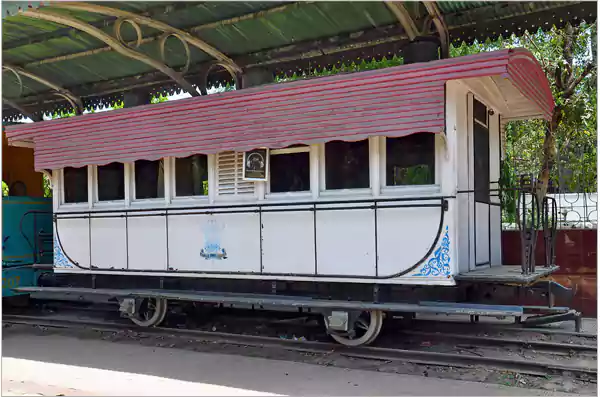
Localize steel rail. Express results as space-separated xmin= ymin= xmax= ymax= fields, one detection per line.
xmin=3 ymin=315 xmax=596 ymax=378
xmin=403 ymin=319 xmax=598 ymax=339
xmin=397 ymin=330 xmax=597 ymax=353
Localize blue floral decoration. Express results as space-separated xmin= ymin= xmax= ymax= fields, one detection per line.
xmin=412 ymin=225 xmax=451 ymax=277
xmin=54 ymin=237 xmax=74 ymax=269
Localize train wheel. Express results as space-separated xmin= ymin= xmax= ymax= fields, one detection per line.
xmin=329 ymin=310 xmax=384 ymax=347
xmin=129 ymin=297 xmax=168 ymax=327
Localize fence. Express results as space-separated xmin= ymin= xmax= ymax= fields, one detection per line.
xmin=502 ymin=191 xmax=597 ymax=230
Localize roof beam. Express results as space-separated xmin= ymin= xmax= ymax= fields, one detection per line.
xmin=384 ymin=2 xmax=419 ymax=41
xmin=6 ymin=2 xmax=307 ymax=67
xmin=19 ymin=8 xmax=200 ymax=97
xmin=3 ymin=63 xmax=83 ymax=114
xmin=50 ymin=2 xmax=242 ymax=76
xmin=3 ymin=3 xmax=193 ymax=50
xmin=422 ymin=1 xmax=449 ymax=58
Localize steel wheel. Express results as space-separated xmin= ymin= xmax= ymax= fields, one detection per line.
xmin=329 ymin=310 xmax=384 ymax=347
xmin=129 ymin=297 xmax=168 ymax=327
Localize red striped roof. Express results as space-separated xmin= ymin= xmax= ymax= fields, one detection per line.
xmin=5 ymin=48 xmax=554 ymax=170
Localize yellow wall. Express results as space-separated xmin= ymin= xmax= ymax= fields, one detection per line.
xmin=2 ymin=129 xmax=44 ymax=198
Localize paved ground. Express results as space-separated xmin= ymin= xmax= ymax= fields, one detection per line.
xmin=2 ymin=332 xmax=587 ymax=396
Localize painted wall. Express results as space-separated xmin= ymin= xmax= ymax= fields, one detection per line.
xmin=2 ymin=130 xmax=43 ymax=198
xmin=502 ymin=229 xmax=597 ymax=317
xmin=51 ymin=131 xmax=457 ymax=285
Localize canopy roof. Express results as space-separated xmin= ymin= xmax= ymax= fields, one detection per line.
xmin=1 ymin=1 xmax=594 ymax=122
xmin=5 ymin=48 xmax=554 ymax=170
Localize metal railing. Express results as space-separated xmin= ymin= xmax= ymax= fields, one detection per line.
xmin=514 ymin=175 xmax=558 ymax=275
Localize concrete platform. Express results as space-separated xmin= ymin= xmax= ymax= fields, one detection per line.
xmin=456 ymin=265 xmax=559 ymax=284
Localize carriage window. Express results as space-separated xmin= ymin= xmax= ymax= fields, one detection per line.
xmin=175 ymin=154 xmax=208 ymax=196
xmin=97 ymin=162 xmax=124 ymax=201
xmin=386 ymin=133 xmax=435 ymax=186
xmin=63 ymin=166 xmax=88 ymax=203
xmin=270 ymin=147 xmax=310 ymax=193
xmin=134 ymin=159 xmax=164 ymax=199
xmin=325 ymin=140 xmax=370 ymax=190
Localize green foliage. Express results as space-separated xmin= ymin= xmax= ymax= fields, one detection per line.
xmin=43 ymin=174 xmax=52 ymax=198
xmin=391 ymin=165 xmax=432 ymax=186
xmin=2 ymin=181 xmax=8 ymax=196
xmin=151 ymin=95 xmax=169 ymax=104
xmin=451 ymin=25 xmax=597 ymax=201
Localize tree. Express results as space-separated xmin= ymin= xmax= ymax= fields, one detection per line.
xmin=530 ymin=23 xmax=597 ymax=199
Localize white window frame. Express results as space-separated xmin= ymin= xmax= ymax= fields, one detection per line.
xmin=319 ymin=139 xmax=374 ymax=198
xmin=59 ymin=166 xmax=91 ymax=209
xmin=265 ymin=145 xmax=313 ymax=200
xmin=379 ymin=135 xmax=442 ymax=197
xmin=169 ymin=155 xmax=210 ymax=205
xmin=91 ymin=163 xmax=126 ymax=207
xmin=130 ymin=158 xmax=168 ymax=205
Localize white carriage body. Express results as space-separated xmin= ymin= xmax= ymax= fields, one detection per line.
xmin=7 ymin=49 xmax=554 ymax=287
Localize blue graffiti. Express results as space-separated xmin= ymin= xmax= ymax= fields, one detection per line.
xmin=54 ymin=237 xmax=74 ymax=268
xmin=200 ymin=219 xmax=227 ymax=260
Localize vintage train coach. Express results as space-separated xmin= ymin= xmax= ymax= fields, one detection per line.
xmin=6 ymin=48 xmax=573 ymax=345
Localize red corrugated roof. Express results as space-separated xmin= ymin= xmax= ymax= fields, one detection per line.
xmin=5 ymin=48 xmax=554 ymax=170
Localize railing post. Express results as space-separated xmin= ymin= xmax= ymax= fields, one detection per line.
xmin=518 ymin=174 xmax=539 ymax=275
xmin=542 ymin=196 xmax=558 ymax=268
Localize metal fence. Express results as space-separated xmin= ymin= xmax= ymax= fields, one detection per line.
xmin=502 ymin=191 xmax=597 ymax=230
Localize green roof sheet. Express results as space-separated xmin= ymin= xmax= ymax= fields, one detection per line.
xmin=2 ymin=1 xmax=596 ymax=121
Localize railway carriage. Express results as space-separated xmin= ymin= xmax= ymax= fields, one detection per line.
xmin=4 ymin=48 xmax=577 ymax=345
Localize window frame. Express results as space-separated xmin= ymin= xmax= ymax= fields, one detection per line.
xmin=131 ymin=158 xmax=167 ymax=203
xmin=319 ymin=139 xmax=373 ymax=197
xmin=92 ymin=163 xmax=126 ymax=206
xmin=169 ymin=155 xmax=211 ymax=204
xmin=60 ymin=166 xmax=91 ymax=208
xmin=379 ymin=136 xmax=441 ymax=196
xmin=265 ymin=145 xmax=312 ymax=199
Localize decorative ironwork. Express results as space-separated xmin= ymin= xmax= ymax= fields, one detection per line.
xmin=2 ymin=63 xmax=83 ymax=115
xmin=51 ymin=2 xmax=241 ymax=74
xmin=385 ymin=2 xmax=419 ymax=41
xmin=422 ymin=2 xmax=449 ymax=58
xmin=20 ymin=8 xmax=200 ymax=97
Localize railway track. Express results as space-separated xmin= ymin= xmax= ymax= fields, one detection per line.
xmin=4 ymin=313 xmax=597 ymax=380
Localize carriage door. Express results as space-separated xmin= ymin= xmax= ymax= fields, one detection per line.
xmin=470 ymin=95 xmax=492 ymax=270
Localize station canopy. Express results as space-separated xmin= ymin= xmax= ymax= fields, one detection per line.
xmin=1 ymin=1 xmax=596 ymax=122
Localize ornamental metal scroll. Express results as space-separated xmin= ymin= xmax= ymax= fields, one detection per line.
xmin=50 ymin=2 xmax=241 ymax=75
xmin=2 ymin=64 xmax=84 ymax=116
xmin=20 ymin=8 xmax=201 ymax=98
xmin=198 ymin=61 xmax=241 ymax=95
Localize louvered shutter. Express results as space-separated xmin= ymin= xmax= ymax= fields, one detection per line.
xmin=216 ymin=151 xmax=255 ymax=196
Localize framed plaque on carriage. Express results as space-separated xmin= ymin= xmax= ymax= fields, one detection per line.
xmin=243 ymin=148 xmax=269 ymax=181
